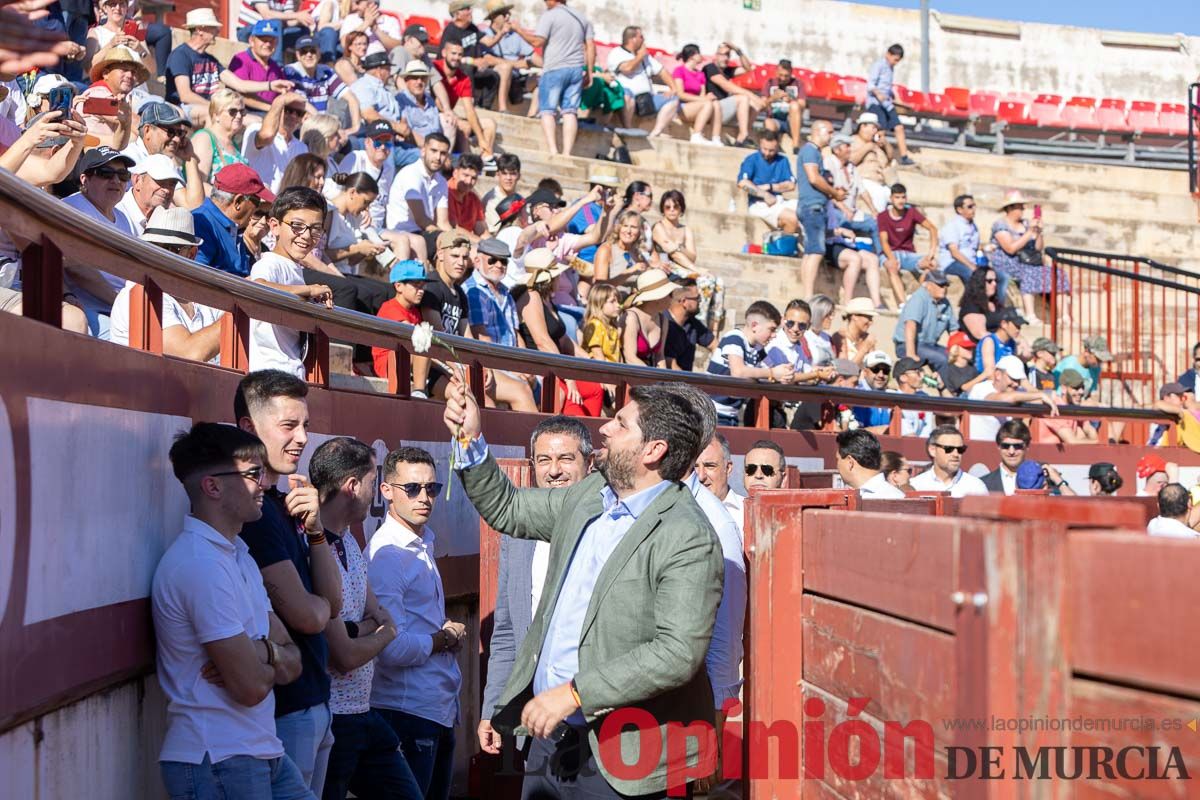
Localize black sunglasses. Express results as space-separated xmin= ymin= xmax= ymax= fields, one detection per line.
xmin=783 ymin=320 xmax=810 ymax=331
xmin=210 ymin=466 xmax=266 ymax=483
xmin=156 ymin=124 xmax=188 ymax=138
xmin=485 ymin=256 xmax=506 ymax=265
xmin=744 ymin=463 xmax=776 ymax=477
xmin=934 ymin=444 xmax=968 ymax=455
xmin=91 ymin=167 xmax=131 ymax=181
xmin=388 ymin=481 xmax=443 ymax=499
xmin=998 ymin=441 xmax=1027 ymax=451
xmin=869 ymin=365 xmax=891 ymax=374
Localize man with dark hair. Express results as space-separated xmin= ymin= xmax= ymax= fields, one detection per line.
xmin=865 ymin=43 xmax=914 ymax=165
xmin=483 ymin=152 xmax=521 ymax=233
xmin=797 ymin=119 xmax=843 ymax=299
xmin=154 ymin=423 xmax=307 ymax=798
xmin=233 ymin=370 xmax=344 ymax=795
xmin=738 ymin=129 xmax=798 ymax=236
xmin=440 ymin=0 xmax=503 ymax=111
xmin=1176 ymin=342 xmax=1200 ymax=394
xmin=478 ymin=415 xmax=593 ymax=758
xmin=663 ymin=278 xmax=714 ymax=372
xmin=835 ymin=428 xmax=903 ymax=498
xmin=309 ymin=437 xmax=422 ymax=799
xmin=385 ymin=131 xmax=452 ymax=263
xmin=1147 ymin=484 xmax=1199 ymax=539
xmin=878 ymin=183 xmax=939 ymax=305
xmin=744 ymin=439 xmax=786 ymax=490
xmin=607 ymin=25 xmax=682 ymax=138
xmin=981 ymin=419 xmax=1031 ymax=495
xmin=910 ymin=424 xmax=988 ymax=497
xmin=368 ymin=445 xmax=465 ymax=800
xmin=445 ymin=379 xmax=723 ymax=798
xmin=706 ymin=299 xmax=793 ymax=425
xmin=937 ymin=193 xmax=987 ymax=287
xmin=761 ymin=58 xmax=805 ymax=148
xmin=447 ymin=153 xmax=486 ymax=238
xmin=435 ymin=39 xmax=498 ymax=165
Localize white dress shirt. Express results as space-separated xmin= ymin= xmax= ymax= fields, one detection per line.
xmin=859 ymin=471 xmax=906 ymax=499
xmin=999 ymin=466 xmax=1017 ymax=496
xmin=685 ymin=473 xmax=746 ymax=708
xmin=529 ymin=539 xmax=551 ymax=614
xmin=367 ymin=515 xmax=462 ymax=728
xmin=909 ymin=467 xmax=989 ymax=498
xmin=1146 ymin=516 xmax=1200 ymax=539
xmin=151 ymin=516 xmax=282 ymax=764
xmin=722 ymin=489 xmax=746 ymax=534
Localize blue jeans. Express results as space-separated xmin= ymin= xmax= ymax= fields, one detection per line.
xmin=146 ymin=22 xmax=172 ymax=76
xmin=891 ymin=250 xmax=925 ymax=273
xmin=798 ymin=203 xmax=827 ymax=255
xmin=555 ymin=303 xmax=584 ymax=341
xmin=276 ymin=703 xmax=334 ymax=797
xmin=843 ymin=216 xmax=881 ymax=254
xmin=538 ymin=66 xmax=584 ymax=115
xmin=323 ymin=710 xmax=422 ymax=800
xmin=895 ymin=340 xmax=950 ymax=371
xmin=161 ymin=754 xmax=315 ymax=800
xmin=375 ymin=708 xmax=455 ymax=800
xmin=315 ymin=26 xmax=340 ymax=63
xmin=392 ymin=144 xmax=421 ymax=169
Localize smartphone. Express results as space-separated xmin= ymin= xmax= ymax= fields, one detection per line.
xmin=123 ymin=20 xmax=147 ymax=41
xmin=48 ymin=85 xmax=73 ymax=115
xmin=1033 ymin=204 xmax=1042 ymax=220
xmin=81 ymin=96 xmax=119 ymax=116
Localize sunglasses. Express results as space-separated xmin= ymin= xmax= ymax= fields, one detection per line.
xmin=744 ymin=463 xmax=776 ymax=477
xmin=962 ymin=204 xmax=976 ymax=210
xmin=998 ymin=441 xmax=1027 ymax=451
xmin=91 ymin=167 xmax=131 ymax=181
xmin=226 ymin=107 xmax=246 ymax=116
xmin=283 ymin=219 xmax=324 ymax=237
xmin=869 ymin=365 xmax=891 ymax=374
xmin=783 ymin=320 xmax=809 ymax=331
xmin=934 ymin=444 xmax=968 ymax=455
xmin=387 ymin=481 xmax=443 ymax=499
xmin=297 ymin=48 xmax=319 ymax=56
xmin=210 ymin=466 xmax=266 ymax=484
xmin=156 ymin=125 xmax=188 ymax=138
xmin=485 ymin=256 xmax=506 ymax=266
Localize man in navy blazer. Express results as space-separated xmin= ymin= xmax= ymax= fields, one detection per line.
xmin=477 ymin=415 xmax=595 ymax=754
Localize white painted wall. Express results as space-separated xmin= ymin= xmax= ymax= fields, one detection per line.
xmin=383 ymin=0 xmax=1200 ymax=102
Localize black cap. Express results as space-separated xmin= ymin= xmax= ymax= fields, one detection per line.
xmin=526 ymin=188 xmax=566 ymax=209
xmin=894 ymin=356 xmax=925 ymax=375
xmin=362 ymin=52 xmax=390 ymax=70
xmin=495 ymin=193 xmax=526 ymax=223
xmin=477 ymin=238 xmax=511 ymax=258
xmin=364 ymin=119 xmax=393 ymax=139
xmin=1000 ymin=307 xmax=1028 ymax=326
xmin=294 ymin=35 xmax=317 ymax=50
xmin=402 ymin=24 xmax=429 ymax=43
xmin=77 ymin=145 xmax=136 ymax=174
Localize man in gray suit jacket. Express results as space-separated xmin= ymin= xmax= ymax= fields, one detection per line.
xmin=445 ymin=380 xmax=723 ymax=799
xmin=478 ymin=416 xmax=595 ymax=755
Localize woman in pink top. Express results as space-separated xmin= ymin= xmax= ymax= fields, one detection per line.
xmin=672 ymin=44 xmax=722 ymax=145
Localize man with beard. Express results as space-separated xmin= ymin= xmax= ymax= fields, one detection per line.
xmin=477 ymin=416 xmax=593 ymax=758
xmin=909 ymin=424 xmax=988 ymax=498
xmin=445 ymin=378 xmax=723 ymax=799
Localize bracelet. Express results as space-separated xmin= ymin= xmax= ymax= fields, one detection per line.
xmin=569 ymin=679 xmax=582 ymax=708
xmin=306 ymin=531 xmax=326 ymax=546
xmin=261 ymin=637 xmax=276 ymax=667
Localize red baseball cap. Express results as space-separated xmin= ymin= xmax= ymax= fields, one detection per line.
xmin=947 ymin=331 xmax=975 ymax=350
xmin=1136 ymin=454 xmax=1168 ymax=479
xmin=213 ymin=164 xmax=275 ymax=203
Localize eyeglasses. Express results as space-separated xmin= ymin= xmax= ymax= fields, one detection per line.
xmin=891 ymin=465 xmax=912 ymax=474
xmin=869 ymin=365 xmax=891 ymax=374
xmin=744 ymin=463 xmax=776 ymax=477
xmin=160 ymin=243 xmax=197 ymax=255
xmin=211 ymin=466 xmax=267 ymax=484
xmin=156 ymin=125 xmax=188 ymax=139
xmin=284 ymin=219 xmax=324 ymax=237
xmin=226 ymin=107 xmax=246 ymax=117
xmin=387 ymin=481 xmax=443 ymax=499
xmin=91 ymin=167 xmax=131 ymax=181
xmin=783 ymin=320 xmax=809 ymax=331
xmin=998 ymin=441 xmax=1027 ymax=451
xmin=934 ymin=444 xmax=968 ymax=455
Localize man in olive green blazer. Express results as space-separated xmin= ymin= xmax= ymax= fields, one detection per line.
xmin=445 ymin=380 xmax=724 ymax=798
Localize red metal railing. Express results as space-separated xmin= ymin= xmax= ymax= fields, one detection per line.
xmin=1046 ymin=246 xmax=1200 ymax=407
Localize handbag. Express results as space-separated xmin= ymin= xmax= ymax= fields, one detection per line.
xmin=1016 ymin=241 xmax=1044 ymax=266
xmin=633 ymin=91 xmax=657 ymax=117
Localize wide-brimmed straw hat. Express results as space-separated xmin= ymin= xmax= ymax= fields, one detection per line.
xmin=524 ymin=247 xmax=569 ymax=287
xmin=90 ymin=45 xmax=150 ymax=84
xmin=999 ymin=189 xmax=1031 ymax=210
xmin=624 ymin=269 xmax=677 ymax=308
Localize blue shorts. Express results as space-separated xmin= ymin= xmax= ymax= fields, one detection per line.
xmin=539 ymin=66 xmax=584 ymax=115
xmin=799 ymin=204 xmax=827 ymax=255
xmin=867 ymin=102 xmax=902 ymax=130
xmin=892 ymin=250 xmax=924 ymax=272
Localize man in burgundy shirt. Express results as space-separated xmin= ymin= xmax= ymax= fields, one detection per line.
xmin=434 ymin=39 xmax=497 ymax=167
xmin=447 ymin=154 xmax=486 ymax=239
xmin=876 ymin=182 xmax=938 ymax=305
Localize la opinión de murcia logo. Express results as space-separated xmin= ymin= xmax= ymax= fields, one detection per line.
xmin=500 ymin=697 xmax=1192 ymax=795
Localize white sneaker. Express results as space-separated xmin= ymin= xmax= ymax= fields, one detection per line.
xmin=710 ymin=136 xmax=724 ymax=147
xmin=690 ymin=132 xmax=707 ymax=144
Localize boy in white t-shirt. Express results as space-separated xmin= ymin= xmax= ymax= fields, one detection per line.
xmin=249 ymin=186 xmax=334 ymax=377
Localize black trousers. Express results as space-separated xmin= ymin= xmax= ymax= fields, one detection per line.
xmin=303 ymin=269 xmax=390 ymax=364
xmin=520 ymin=727 xmax=693 ymax=800
xmin=462 ymin=63 xmax=500 ymax=110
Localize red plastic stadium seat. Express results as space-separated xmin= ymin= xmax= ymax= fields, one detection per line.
xmin=997 ymin=101 xmax=1034 ymax=126
xmin=944 ymin=86 xmax=970 ymax=111
xmin=1128 ymin=100 xmax=1167 ymax=135
xmin=895 ymin=85 xmax=930 ymax=112
xmin=968 ymin=91 xmax=999 ymax=118
xmin=404 ymin=15 xmax=442 ymax=46
xmin=794 ymin=69 xmax=815 ymax=96
xmin=732 ymin=66 xmax=769 ymax=92
xmin=1062 ymin=102 xmax=1101 ymax=131
xmin=1067 ymin=96 xmax=1097 ymax=108
xmin=842 ymin=77 xmax=868 ymax=105
xmin=810 ymin=72 xmax=842 ymax=100
xmin=1159 ymin=103 xmax=1188 ymax=136
xmin=1097 ymin=99 xmax=1130 ymax=132
xmin=1030 ymin=94 xmax=1064 ymax=128
xmin=925 ymin=92 xmax=955 ymax=117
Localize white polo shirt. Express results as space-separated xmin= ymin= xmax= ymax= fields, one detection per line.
xmin=151 ymin=516 xmax=282 ymax=764
xmin=109 ymin=280 xmax=223 ymax=360
xmin=859 ymin=471 xmax=906 ymax=499
xmin=1146 ymin=516 xmax=1200 ymax=539
xmin=248 ymin=252 xmax=306 ymax=377
xmin=910 ymin=467 xmax=989 ymax=498
xmin=386 ymin=160 xmax=448 ymax=233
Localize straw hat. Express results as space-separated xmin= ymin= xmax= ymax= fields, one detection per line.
xmin=841 ymin=297 xmax=877 ymax=318
xmin=624 ymin=269 xmax=677 ymax=307
xmin=586 ymin=164 xmax=621 ymax=188
xmin=524 ymin=247 xmax=569 ymax=287
xmin=142 ymin=207 xmax=203 ymax=247
xmin=184 ymin=8 xmax=221 ymax=29
xmin=484 ymin=0 xmax=514 ymax=19
xmin=90 ymin=45 xmax=150 ymax=84
xmin=999 ymin=189 xmax=1031 ymax=210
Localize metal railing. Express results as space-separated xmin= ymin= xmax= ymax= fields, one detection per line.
xmin=1189 ymin=81 xmax=1199 ymax=194
xmin=1046 ymin=246 xmax=1200 ymax=408
xmin=3 ymin=170 xmax=1175 ymax=437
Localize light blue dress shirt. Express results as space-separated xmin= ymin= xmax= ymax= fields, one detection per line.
xmin=937 ymin=213 xmax=980 ymax=270
xmin=455 ymin=434 xmax=669 ymax=725
xmin=684 ymin=472 xmax=746 ymax=708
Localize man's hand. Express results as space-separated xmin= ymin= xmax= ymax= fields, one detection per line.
xmin=269 ymin=79 xmax=296 ymax=95
xmin=770 ymin=363 xmax=794 ymax=383
xmin=478 ymin=718 xmax=503 ymax=754
xmin=200 ymin=659 xmax=225 ymax=686
xmin=833 ymin=187 xmax=848 ymax=202
xmin=303 ymin=283 xmax=334 ymax=307
xmin=521 ymin=683 xmax=580 ymax=739
xmin=442 ymin=620 xmax=467 ymax=652
xmin=582 ymin=69 xmax=593 ymax=89
xmin=286 ymin=475 xmax=324 ymax=534
xmin=444 ymin=372 xmax=483 ymax=443
xmin=1043 ymin=394 xmax=1061 ymax=416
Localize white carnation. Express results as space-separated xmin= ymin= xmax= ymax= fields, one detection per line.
xmin=411 ymin=321 xmax=434 ymax=354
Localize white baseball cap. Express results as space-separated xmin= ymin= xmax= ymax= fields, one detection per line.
xmin=995 ymin=355 xmax=1027 ymax=381
xmin=131 ymin=154 xmax=183 ymax=183
xmin=864 ymin=350 xmax=893 ymax=369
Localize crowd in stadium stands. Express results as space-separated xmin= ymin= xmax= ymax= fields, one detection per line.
xmin=0 ymin=0 xmax=1143 ymax=438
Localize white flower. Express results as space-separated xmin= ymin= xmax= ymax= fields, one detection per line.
xmin=411 ymin=321 xmax=434 ymax=354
